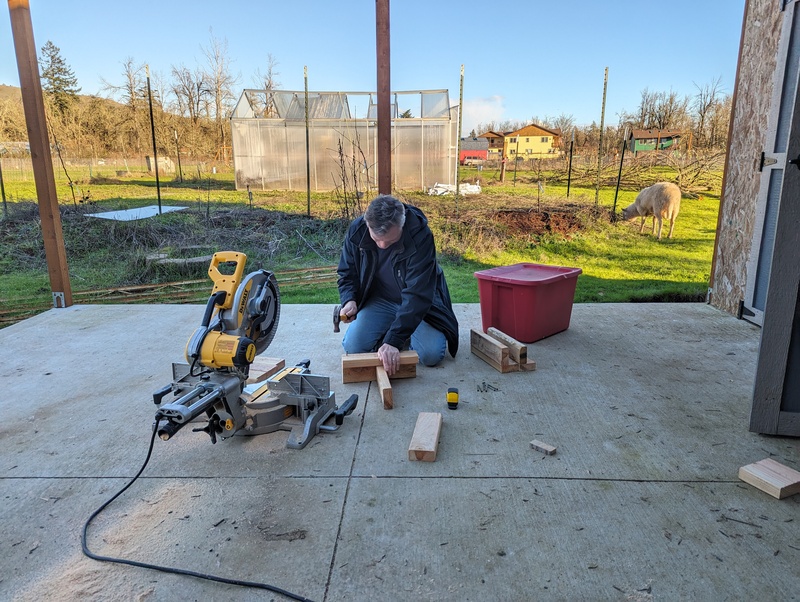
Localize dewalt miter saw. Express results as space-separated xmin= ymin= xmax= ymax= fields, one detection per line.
xmin=152 ymin=251 xmax=357 ymax=448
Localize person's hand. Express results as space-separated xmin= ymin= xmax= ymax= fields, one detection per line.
xmin=377 ymin=343 xmax=400 ymax=376
xmin=341 ymin=300 xmax=358 ymax=323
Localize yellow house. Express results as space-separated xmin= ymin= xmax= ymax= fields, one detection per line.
xmin=503 ymin=124 xmax=562 ymax=159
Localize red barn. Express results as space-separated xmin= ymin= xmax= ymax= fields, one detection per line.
xmin=459 ymin=136 xmax=489 ymax=165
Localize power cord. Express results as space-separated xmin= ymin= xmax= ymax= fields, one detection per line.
xmin=81 ymin=424 xmax=315 ymax=602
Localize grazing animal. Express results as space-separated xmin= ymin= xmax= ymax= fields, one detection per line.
xmin=622 ymin=182 xmax=682 ymax=240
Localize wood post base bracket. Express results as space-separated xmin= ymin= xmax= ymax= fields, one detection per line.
xmin=470 ymin=327 xmax=536 ymax=373
xmin=342 ymin=350 xmax=418 ymax=409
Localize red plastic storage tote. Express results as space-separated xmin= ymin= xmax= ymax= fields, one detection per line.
xmin=474 ymin=263 xmax=582 ymax=343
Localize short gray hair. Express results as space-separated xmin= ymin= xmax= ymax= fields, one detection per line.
xmin=364 ymin=195 xmax=406 ymax=235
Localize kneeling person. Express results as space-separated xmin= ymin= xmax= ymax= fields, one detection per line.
xmin=337 ymin=195 xmax=459 ymax=376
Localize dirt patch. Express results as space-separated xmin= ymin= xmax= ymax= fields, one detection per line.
xmin=494 ymin=207 xmax=582 ymax=238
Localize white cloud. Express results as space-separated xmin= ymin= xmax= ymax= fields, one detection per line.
xmin=460 ymin=95 xmax=505 ymax=135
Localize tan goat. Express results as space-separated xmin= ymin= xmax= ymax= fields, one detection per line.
xmin=622 ymin=182 xmax=682 ymax=240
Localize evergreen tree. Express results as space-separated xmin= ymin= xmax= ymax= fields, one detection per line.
xmin=40 ymin=40 xmax=81 ymax=115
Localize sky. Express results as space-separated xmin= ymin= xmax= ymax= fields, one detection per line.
xmin=1 ymin=1 xmax=746 ymax=134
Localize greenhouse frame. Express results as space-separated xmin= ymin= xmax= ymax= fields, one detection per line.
xmin=230 ymin=89 xmax=459 ymax=192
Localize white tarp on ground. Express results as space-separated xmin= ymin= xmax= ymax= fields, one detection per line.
xmin=427 ymin=182 xmax=481 ymax=195
xmin=86 ymin=205 xmax=187 ymax=221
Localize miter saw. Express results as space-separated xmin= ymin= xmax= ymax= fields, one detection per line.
xmin=152 ymin=251 xmax=357 ymax=449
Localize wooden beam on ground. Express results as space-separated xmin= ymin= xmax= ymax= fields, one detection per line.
xmin=408 ymin=412 xmax=443 ymax=462
xmin=376 ymin=365 xmax=393 ymax=409
xmin=342 ymin=351 xmax=418 ymax=383
xmin=530 ymin=439 xmax=557 ymax=455
xmin=738 ymin=458 xmax=800 ymax=499
xmin=246 ymin=357 xmax=285 ymax=384
xmin=470 ymin=328 xmax=518 ymax=373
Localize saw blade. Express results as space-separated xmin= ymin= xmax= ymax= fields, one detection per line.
xmin=219 ymin=269 xmax=281 ymax=355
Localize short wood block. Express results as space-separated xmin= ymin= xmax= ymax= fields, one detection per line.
xmin=342 ymin=351 xmax=418 ymax=383
xmin=408 ymin=412 xmax=443 ymax=462
xmin=520 ymin=358 xmax=537 ymax=371
xmin=530 ymin=439 xmax=557 ymax=455
xmin=487 ymin=327 xmax=527 ymax=364
xmin=376 ymin=365 xmax=393 ymax=409
xmin=739 ymin=458 xmax=800 ymax=499
xmin=246 ymin=357 xmax=285 ymax=384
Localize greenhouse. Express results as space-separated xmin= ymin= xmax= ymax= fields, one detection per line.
xmin=230 ymin=89 xmax=459 ymax=192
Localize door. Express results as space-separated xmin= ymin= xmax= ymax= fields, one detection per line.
xmin=742 ymin=0 xmax=800 ymax=325
xmin=750 ymin=0 xmax=800 ymax=436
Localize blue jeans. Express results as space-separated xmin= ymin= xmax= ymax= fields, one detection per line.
xmin=341 ymin=297 xmax=447 ymax=366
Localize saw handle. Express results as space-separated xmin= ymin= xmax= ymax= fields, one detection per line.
xmin=334 ymin=394 xmax=358 ymax=426
xmin=152 ymin=384 xmax=173 ymax=405
xmin=207 ymin=251 xmax=247 ymax=310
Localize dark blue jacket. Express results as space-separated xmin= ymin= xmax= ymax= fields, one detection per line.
xmin=337 ymin=204 xmax=459 ymax=357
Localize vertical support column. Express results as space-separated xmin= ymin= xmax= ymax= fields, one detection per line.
xmin=9 ymin=0 xmax=72 ymax=307
xmin=376 ymin=0 xmax=391 ymax=194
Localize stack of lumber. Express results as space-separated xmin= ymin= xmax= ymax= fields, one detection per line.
xmin=470 ymin=327 xmax=536 ymax=373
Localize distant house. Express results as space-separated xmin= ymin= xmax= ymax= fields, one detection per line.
xmin=503 ymin=123 xmax=562 ymax=159
xmin=459 ymin=136 xmax=489 ymax=165
xmin=478 ymin=131 xmax=505 ymax=161
xmin=627 ymin=129 xmax=682 ymax=155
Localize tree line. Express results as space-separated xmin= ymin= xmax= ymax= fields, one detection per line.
xmin=0 ymin=32 xmax=279 ymax=162
xmin=474 ymin=78 xmax=732 ymax=155
xmin=0 ymin=35 xmax=730 ymax=163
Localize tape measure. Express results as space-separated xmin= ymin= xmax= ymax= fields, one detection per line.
xmin=447 ymin=387 xmax=459 ymax=410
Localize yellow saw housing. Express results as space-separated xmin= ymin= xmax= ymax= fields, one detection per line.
xmin=185 ymin=251 xmax=279 ymax=370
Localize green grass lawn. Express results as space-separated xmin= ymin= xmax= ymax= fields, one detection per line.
xmin=0 ymin=163 xmax=720 ymax=324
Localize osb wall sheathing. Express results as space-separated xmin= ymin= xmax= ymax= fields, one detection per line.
xmin=710 ymin=0 xmax=782 ymax=315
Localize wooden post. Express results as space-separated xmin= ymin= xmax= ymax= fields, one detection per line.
xmin=304 ymin=65 xmax=311 ymax=216
xmin=9 ymin=0 xmax=72 ymax=307
xmin=376 ymin=0 xmax=391 ymax=194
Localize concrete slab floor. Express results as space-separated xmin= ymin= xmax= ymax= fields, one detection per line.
xmin=0 ymin=303 xmax=798 ymax=601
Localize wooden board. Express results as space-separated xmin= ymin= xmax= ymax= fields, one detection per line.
xmin=487 ymin=327 xmax=527 ymax=363
xmin=408 ymin=412 xmax=443 ymax=462
xmin=342 ymin=350 xmax=419 ymax=368
xmin=376 ymin=365 xmax=393 ymax=409
xmin=246 ymin=357 xmax=285 ymax=384
xmin=738 ymin=457 xmax=800 ymax=499
xmin=530 ymin=439 xmax=557 ymax=455
xmin=342 ymin=351 xmax=418 ymax=383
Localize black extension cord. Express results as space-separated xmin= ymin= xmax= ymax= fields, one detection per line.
xmin=81 ymin=424 xmax=315 ymax=602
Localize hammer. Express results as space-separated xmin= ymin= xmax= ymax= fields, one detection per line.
xmin=333 ymin=304 xmax=354 ymax=332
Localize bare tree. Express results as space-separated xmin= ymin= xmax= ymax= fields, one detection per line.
xmin=201 ymin=30 xmax=240 ymax=153
xmin=171 ymin=64 xmax=208 ymax=124
xmin=253 ymin=53 xmax=281 ymax=90
xmin=707 ymin=93 xmax=732 ymax=150
xmin=100 ymin=58 xmax=149 ymax=153
xmin=692 ymin=77 xmax=726 ymax=150
xmin=252 ymin=53 xmax=281 ymax=118
xmin=651 ymin=90 xmax=690 ymax=131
